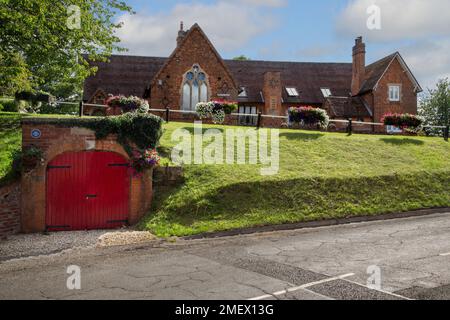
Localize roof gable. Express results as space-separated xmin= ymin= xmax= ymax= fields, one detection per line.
xmin=360 ymin=52 xmax=422 ymax=94
xmin=150 ymin=24 xmax=238 ymax=89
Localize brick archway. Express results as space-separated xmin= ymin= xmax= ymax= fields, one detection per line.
xmin=21 ymin=120 xmax=153 ymax=233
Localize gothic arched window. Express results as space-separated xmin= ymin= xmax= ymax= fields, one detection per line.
xmin=181 ymin=64 xmax=209 ymax=110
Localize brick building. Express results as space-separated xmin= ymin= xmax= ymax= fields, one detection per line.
xmin=83 ymin=23 xmax=422 ymax=131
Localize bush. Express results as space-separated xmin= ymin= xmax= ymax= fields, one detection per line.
xmin=0 ymin=99 xmax=18 ymax=112
xmin=0 ymin=103 xmax=3 ymax=112
xmin=105 ymin=95 xmax=150 ymax=114
xmin=39 ymin=102 xmax=79 ymax=115
xmin=288 ymin=106 xmax=329 ymax=129
xmin=382 ymin=113 xmax=424 ymax=129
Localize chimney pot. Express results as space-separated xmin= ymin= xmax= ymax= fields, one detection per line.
xmin=351 ymin=36 xmax=366 ymax=96
xmin=177 ymin=21 xmax=187 ymax=47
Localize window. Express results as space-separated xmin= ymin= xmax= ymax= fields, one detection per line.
xmin=238 ymin=87 xmax=247 ymax=98
xmin=181 ymin=64 xmax=209 ymax=110
xmin=286 ymin=87 xmax=299 ymax=97
xmin=239 ymin=106 xmax=257 ymax=126
xmin=321 ymin=88 xmax=332 ymax=97
xmin=389 ymin=85 xmax=400 ymax=102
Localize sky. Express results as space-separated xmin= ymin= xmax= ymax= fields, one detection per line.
xmin=114 ymin=0 xmax=450 ymax=90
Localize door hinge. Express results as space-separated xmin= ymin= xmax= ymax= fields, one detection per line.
xmin=108 ymin=163 xmax=129 ymax=167
xmin=46 ymin=225 xmax=71 ymax=229
xmin=48 ymin=165 xmax=71 ymax=169
xmin=107 ymin=220 xmax=128 ymax=224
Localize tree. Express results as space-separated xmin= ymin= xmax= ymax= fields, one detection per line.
xmin=419 ymin=78 xmax=450 ymax=136
xmin=0 ymin=0 xmax=133 ymax=99
xmin=233 ymin=55 xmax=251 ymax=61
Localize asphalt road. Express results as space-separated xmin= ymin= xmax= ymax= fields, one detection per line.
xmin=0 ymin=212 xmax=449 ymax=300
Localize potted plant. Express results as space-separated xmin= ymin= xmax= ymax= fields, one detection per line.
xmin=196 ymin=100 xmax=238 ymax=124
xmin=105 ymin=95 xmax=150 ymax=115
xmin=381 ymin=113 xmax=424 ymax=132
xmin=288 ymin=106 xmax=329 ymax=129
xmin=131 ymin=148 xmax=161 ymax=175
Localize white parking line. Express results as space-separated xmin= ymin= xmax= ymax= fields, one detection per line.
xmin=439 ymin=252 xmax=450 ymax=257
xmin=341 ymin=278 xmax=413 ymax=300
xmin=248 ymin=273 xmax=354 ymax=300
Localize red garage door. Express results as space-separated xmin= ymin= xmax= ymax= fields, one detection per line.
xmin=46 ymin=151 xmax=130 ymax=231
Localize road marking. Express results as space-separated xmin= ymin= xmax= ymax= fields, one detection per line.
xmin=341 ymin=278 xmax=413 ymax=300
xmin=439 ymin=252 xmax=450 ymax=257
xmin=248 ymin=273 xmax=354 ymax=300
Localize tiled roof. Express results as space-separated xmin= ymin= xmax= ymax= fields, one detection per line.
xmin=359 ymin=52 xmax=397 ymax=94
xmin=83 ymin=55 xmax=353 ymax=104
xmin=83 ymin=55 xmax=167 ymax=102
xmin=225 ymin=60 xmax=352 ymax=104
xmin=325 ymin=96 xmax=372 ymax=118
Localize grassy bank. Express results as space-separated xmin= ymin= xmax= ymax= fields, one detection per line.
xmin=140 ymin=122 xmax=450 ymax=237
xmin=0 ymin=112 xmax=22 ymax=185
xmin=0 ymin=112 xmax=78 ymax=186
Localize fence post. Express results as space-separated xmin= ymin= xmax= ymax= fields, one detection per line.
xmin=79 ymin=101 xmax=84 ymax=117
xmin=256 ymin=112 xmax=262 ymax=129
xmin=165 ymin=107 xmax=170 ymax=123
xmin=445 ymin=125 xmax=449 ymax=142
xmin=347 ymin=118 xmax=353 ymax=135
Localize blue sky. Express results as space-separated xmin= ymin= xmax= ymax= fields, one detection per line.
xmin=115 ymin=0 xmax=450 ymax=89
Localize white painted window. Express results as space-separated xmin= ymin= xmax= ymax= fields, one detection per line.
xmin=239 ymin=106 xmax=257 ymax=126
xmin=181 ymin=64 xmax=209 ymax=110
xmin=321 ymin=88 xmax=332 ymax=97
xmin=389 ymin=85 xmax=400 ymax=102
xmin=286 ymin=87 xmax=299 ymax=97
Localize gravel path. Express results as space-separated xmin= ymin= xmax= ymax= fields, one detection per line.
xmin=0 ymin=229 xmax=157 ymax=261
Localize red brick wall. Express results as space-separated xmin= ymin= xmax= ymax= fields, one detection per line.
xmin=373 ymin=58 xmax=418 ymax=130
xmin=20 ymin=119 xmax=153 ymax=233
xmin=352 ymin=37 xmax=366 ymax=96
xmin=150 ymin=26 xmax=238 ymax=110
xmin=0 ymin=182 xmax=21 ymax=239
xmin=263 ymin=72 xmax=283 ymax=115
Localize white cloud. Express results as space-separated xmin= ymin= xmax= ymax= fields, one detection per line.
xmin=336 ymin=0 xmax=450 ymax=89
xmin=400 ymin=40 xmax=450 ymax=90
xmin=336 ymin=0 xmax=450 ymax=41
xmin=115 ymin=1 xmax=281 ymax=57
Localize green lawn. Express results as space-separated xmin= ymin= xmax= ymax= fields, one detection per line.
xmin=0 ymin=112 xmax=78 ymax=186
xmin=140 ymin=122 xmax=450 ymax=237
xmin=1 ymin=114 xmax=449 ymax=237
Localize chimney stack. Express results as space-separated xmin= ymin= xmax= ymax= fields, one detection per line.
xmin=351 ymin=36 xmax=366 ymax=96
xmin=177 ymin=21 xmax=187 ymax=47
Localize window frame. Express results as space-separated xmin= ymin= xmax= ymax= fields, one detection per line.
xmin=388 ymin=85 xmax=401 ymax=102
xmin=238 ymin=87 xmax=248 ymax=98
xmin=286 ymin=87 xmax=299 ymax=97
xmin=321 ymin=88 xmax=332 ymax=98
xmin=181 ymin=64 xmax=210 ymax=110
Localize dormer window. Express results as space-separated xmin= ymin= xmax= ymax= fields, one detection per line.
xmin=286 ymin=87 xmax=299 ymax=97
xmin=321 ymin=88 xmax=332 ymax=97
xmin=238 ymin=87 xmax=248 ymax=97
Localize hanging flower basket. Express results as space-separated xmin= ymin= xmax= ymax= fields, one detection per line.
xmin=196 ymin=100 xmax=238 ymax=124
xmin=105 ymin=95 xmax=150 ymax=115
xmin=381 ymin=113 xmax=424 ymax=131
xmin=288 ymin=106 xmax=329 ymax=129
xmin=131 ymin=148 xmax=161 ymax=175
